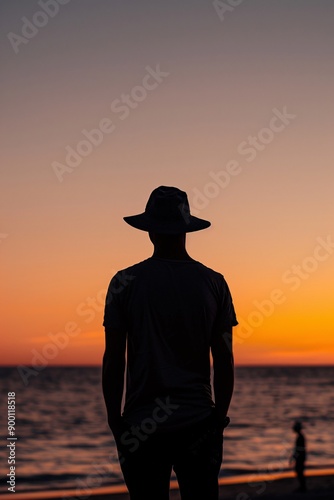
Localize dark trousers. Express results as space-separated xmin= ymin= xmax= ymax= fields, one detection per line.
xmin=116 ymin=412 xmax=223 ymax=500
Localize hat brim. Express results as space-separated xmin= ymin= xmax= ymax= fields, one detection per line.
xmin=123 ymin=213 xmax=211 ymax=234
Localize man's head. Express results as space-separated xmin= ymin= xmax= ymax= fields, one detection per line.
xmin=293 ymin=421 xmax=303 ymax=433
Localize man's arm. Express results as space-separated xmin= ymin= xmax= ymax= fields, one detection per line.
xmin=102 ymin=326 xmax=126 ymax=437
xmin=211 ymin=327 xmax=234 ymax=429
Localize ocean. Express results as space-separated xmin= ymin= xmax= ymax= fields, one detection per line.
xmin=0 ymin=366 xmax=333 ymax=494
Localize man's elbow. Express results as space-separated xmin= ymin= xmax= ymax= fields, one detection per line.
xmin=214 ymin=355 xmax=234 ymax=375
xmin=211 ymin=337 xmax=233 ymax=360
xmin=212 ymin=339 xmax=234 ymax=374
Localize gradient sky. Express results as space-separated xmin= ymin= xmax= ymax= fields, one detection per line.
xmin=1 ymin=0 xmax=334 ymax=366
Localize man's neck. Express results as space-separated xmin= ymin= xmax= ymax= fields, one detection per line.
xmin=152 ymin=249 xmax=193 ymax=261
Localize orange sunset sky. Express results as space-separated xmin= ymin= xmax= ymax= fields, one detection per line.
xmin=1 ymin=1 xmax=334 ymax=367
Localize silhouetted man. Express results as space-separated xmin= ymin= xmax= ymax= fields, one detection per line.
xmin=102 ymin=186 xmax=238 ymax=499
xmin=290 ymin=420 xmax=307 ymax=492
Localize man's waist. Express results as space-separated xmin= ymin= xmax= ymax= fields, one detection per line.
xmin=123 ymin=396 xmax=215 ymax=432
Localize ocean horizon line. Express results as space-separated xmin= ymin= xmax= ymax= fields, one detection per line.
xmin=1 ymin=363 xmax=333 ymax=368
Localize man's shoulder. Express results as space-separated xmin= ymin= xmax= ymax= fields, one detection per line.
xmin=115 ymin=258 xmax=152 ymax=275
xmin=108 ymin=258 xmax=152 ymax=284
xmin=105 ymin=259 xmax=151 ymax=301
xmin=195 ymin=260 xmax=227 ymax=284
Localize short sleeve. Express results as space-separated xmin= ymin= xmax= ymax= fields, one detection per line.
xmin=103 ymin=272 xmax=127 ymax=332
xmin=215 ymin=277 xmax=238 ymax=332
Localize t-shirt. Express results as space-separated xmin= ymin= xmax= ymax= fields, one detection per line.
xmin=103 ymin=256 xmax=238 ymax=431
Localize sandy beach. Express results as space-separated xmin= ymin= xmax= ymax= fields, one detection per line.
xmin=3 ymin=470 xmax=334 ymax=500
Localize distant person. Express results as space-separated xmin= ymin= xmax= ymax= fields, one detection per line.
xmin=290 ymin=420 xmax=307 ymax=493
xmin=102 ymin=186 xmax=238 ymax=499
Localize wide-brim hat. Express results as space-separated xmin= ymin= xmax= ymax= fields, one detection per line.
xmin=123 ymin=186 xmax=211 ymax=234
